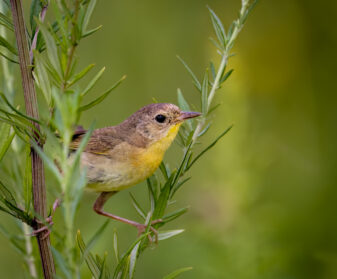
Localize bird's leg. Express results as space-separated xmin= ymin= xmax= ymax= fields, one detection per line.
xmin=30 ymin=198 xmax=61 ymax=239
xmin=93 ymin=192 xmax=163 ymax=242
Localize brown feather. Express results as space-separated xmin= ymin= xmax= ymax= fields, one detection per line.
xmin=70 ymin=103 xmax=183 ymax=155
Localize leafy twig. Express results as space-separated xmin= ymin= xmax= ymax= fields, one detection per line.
xmin=9 ymin=0 xmax=55 ymax=277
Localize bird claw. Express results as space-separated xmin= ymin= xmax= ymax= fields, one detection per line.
xmin=30 ymin=221 xmax=54 ymax=240
xmin=136 ymin=219 xmax=163 ymax=244
xmin=29 ymin=198 xmax=61 ymax=239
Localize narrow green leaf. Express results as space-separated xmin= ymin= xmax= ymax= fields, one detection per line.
xmin=177 ymin=89 xmax=193 ymax=130
xmin=38 ymin=22 xmax=62 ymax=78
xmin=11 ymin=126 xmax=30 ymax=144
xmin=210 ymin=61 xmax=216 ymax=80
xmin=82 ymin=0 xmax=97 ymax=33
xmin=82 ymin=25 xmax=103 ymax=38
xmin=0 ymin=107 xmax=41 ymax=136
xmin=147 ymin=178 xmax=156 ymax=211
xmin=162 ymin=207 xmax=189 ymax=223
xmin=7 ymin=202 xmax=31 ymax=222
xmin=0 ymin=49 xmax=18 ymax=63
xmin=0 ymin=122 xmax=14 ymax=163
xmin=0 ymin=180 xmax=16 ymax=206
xmin=1 ymin=1 xmax=10 ymax=9
xmin=177 ymin=130 xmax=186 ymax=147
xmin=98 ymin=252 xmax=109 ymax=279
xmin=226 ymin=22 xmax=235 ymax=41
xmin=177 ymin=89 xmax=191 ymax=112
xmin=0 ymin=115 xmax=35 ymax=138
xmin=201 ymin=71 xmax=209 ymax=115
xmin=220 ymin=69 xmax=234 ymax=84
xmin=129 ymin=192 xmax=146 ymax=220
xmin=0 ymin=35 xmax=17 ymax=55
xmin=158 ymin=229 xmax=184 ymax=241
xmin=86 ymin=220 xmax=110 ymax=255
xmin=207 ymin=103 xmax=221 ymax=116
xmin=44 ymin=58 xmax=62 ymax=84
xmin=163 ymin=267 xmax=193 ymax=279
xmin=0 ymin=93 xmax=42 ymax=124
xmin=0 ymin=17 xmax=14 ymax=32
xmin=152 ymin=173 xmax=175 ymax=220
xmin=0 ymin=194 xmax=32 ymax=225
xmin=197 ymin=122 xmax=212 ymax=137
xmin=67 ymin=63 xmax=95 ymax=88
xmin=177 ymin=56 xmax=201 ymax=92
xmin=170 ymin=177 xmax=191 ymax=198
xmin=129 ymin=241 xmax=140 ymax=279
xmin=113 ymin=233 xmax=149 ymax=278
xmin=0 ymin=204 xmax=15 ymax=217
xmin=113 ymin=230 xmax=119 ymax=264
xmin=121 ymin=258 xmax=130 ymax=279
xmin=187 ymin=125 xmax=233 ymax=170
xmin=77 ymin=230 xmax=100 ymax=279
xmin=173 ymin=142 xmax=192 ymax=186
xmin=33 ymin=51 xmax=52 ymax=104
xmin=0 ymin=12 xmax=13 ymax=30
xmin=241 ymin=0 xmax=258 ymax=25
xmin=79 ymin=75 xmax=126 ymax=111
xmin=82 ymin=66 xmax=106 ymax=96
xmin=159 ymin=162 xmax=169 ymax=180
xmin=184 ymin=130 xmax=195 ymax=147
xmin=208 ymin=6 xmax=226 ymax=46
xmin=24 ymin=143 xmax=32 ymax=212
xmin=29 ymin=0 xmax=42 ymax=33
xmin=209 ymin=36 xmax=224 ymax=51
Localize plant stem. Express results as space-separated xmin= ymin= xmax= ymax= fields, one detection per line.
xmin=191 ymin=53 xmax=228 ymax=142
xmin=9 ymin=0 xmax=55 ymax=278
xmin=207 ymin=55 xmax=228 ymax=108
xmin=192 ymin=0 xmax=251 ymax=144
xmin=63 ymin=0 xmax=80 ymax=90
xmin=22 ymin=223 xmax=38 ymax=278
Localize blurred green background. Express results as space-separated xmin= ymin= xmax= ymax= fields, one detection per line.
xmin=1 ymin=0 xmax=337 ymax=278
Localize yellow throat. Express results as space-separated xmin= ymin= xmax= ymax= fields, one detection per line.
xmin=132 ymin=123 xmax=182 ymax=176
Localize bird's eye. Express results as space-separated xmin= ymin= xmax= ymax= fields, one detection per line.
xmin=155 ymin=114 xmax=166 ymax=123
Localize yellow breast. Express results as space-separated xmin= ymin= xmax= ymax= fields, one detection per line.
xmin=86 ymin=123 xmax=181 ymax=192
xmin=131 ymin=123 xmax=181 ymax=178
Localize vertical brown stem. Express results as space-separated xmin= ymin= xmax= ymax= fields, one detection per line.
xmin=9 ymin=0 xmax=55 ymax=278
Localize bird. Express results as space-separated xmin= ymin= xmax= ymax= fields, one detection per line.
xmin=70 ymin=103 xmax=201 ymax=236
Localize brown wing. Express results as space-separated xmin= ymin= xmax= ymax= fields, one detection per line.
xmin=70 ymin=126 xmax=123 ymax=155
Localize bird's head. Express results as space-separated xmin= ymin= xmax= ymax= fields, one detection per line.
xmin=123 ymin=103 xmax=201 ymax=146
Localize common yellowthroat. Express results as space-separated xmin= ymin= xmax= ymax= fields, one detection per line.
xmin=71 ymin=103 xmax=200 ymax=234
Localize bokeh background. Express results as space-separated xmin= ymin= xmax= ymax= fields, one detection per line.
xmin=1 ymin=0 xmax=337 ymax=278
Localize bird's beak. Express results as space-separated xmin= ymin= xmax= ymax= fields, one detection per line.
xmin=178 ymin=111 xmax=201 ymax=121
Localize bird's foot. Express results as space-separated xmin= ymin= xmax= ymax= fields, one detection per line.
xmin=30 ymin=198 xmax=61 ymax=239
xmin=136 ymin=219 xmax=163 ymax=243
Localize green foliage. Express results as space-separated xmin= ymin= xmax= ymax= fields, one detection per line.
xmin=0 ymin=0 xmax=256 ymax=278
xmin=0 ymin=180 xmax=33 ymax=225
xmin=77 ymin=1 xmax=256 ymax=278
xmin=0 ymin=12 xmax=14 ymax=31
xmin=0 ymin=122 xmax=14 ymax=163
xmin=79 ymin=75 xmax=126 ymax=112
xmin=77 ymin=230 xmax=108 ymax=279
